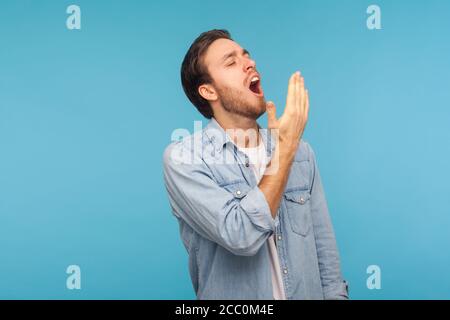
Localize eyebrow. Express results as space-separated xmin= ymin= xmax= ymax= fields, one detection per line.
xmin=220 ymin=48 xmax=250 ymax=64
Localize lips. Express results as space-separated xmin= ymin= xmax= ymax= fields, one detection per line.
xmin=246 ymin=72 xmax=263 ymax=96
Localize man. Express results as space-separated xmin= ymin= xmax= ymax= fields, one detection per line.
xmin=163 ymin=29 xmax=348 ymax=300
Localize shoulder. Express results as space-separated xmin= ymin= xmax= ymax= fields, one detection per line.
xmin=162 ymin=128 xmax=209 ymax=171
xmin=294 ymin=139 xmax=315 ymax=162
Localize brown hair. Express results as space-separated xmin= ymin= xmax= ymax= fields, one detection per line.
xmin=181 ymin=29 xmax=232 ymax=119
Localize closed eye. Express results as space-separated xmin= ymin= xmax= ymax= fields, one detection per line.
xmin=226 ymin=61 xmax=236 ymax=67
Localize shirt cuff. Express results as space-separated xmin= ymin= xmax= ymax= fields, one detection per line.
xmin=239 ymin=186 xmax=275 ymax=232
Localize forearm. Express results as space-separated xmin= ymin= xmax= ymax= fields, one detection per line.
xmin=258 ymin=143 xmax=297 ymax=218
xmin=260 ymin=71 xmax=309 ymax=218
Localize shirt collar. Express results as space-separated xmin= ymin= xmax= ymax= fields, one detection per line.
xmin=204 ymin=117 xmax=277 ymax=158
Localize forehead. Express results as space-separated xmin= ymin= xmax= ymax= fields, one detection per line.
xmin=203 ymin=38 xmax=242 ymax=67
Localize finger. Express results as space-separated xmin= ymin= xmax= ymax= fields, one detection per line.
xmin=296 ymin=74 xmax=302 ymax=113
xmin=299 ymin=76 xmax=306 ymax=114
xmin=303 ymin=89 xmax=309 ymax=120
xmin=286 ymin=71 xmax=298 ymax=112
xmin=266 ymin=101 xmax=278 ymax=127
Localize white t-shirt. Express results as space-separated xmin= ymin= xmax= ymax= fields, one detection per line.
xmin=238 ymin=138 xmax=287 ymax=300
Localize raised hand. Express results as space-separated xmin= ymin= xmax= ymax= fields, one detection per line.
xmin=266 ymin=71 xmax=309 ymax=157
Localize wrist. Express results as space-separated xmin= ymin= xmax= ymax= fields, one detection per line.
xmin=278 ymin=140 xmax=299 ymax=162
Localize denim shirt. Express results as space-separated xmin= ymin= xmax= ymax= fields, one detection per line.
xmin=163 ymin=118 xmax=349 ymax=300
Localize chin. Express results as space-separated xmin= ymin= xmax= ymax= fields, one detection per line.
xmin=252 ymin=100 xmax=267 ymax=119
xmin=255 ymin=96 xmax=266 ymax=110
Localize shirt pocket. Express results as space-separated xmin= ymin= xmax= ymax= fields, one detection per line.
xmin=283 ymin=189 xmax=312 ymax=236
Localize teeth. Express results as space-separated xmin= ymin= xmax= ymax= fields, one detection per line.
xmin=250 ymin=76 xmax=259 ymax=84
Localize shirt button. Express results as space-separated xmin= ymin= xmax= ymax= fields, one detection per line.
xmin=277 ymin=235 xmax=282 ymax=241
xmin=236 ymin=190 xmax=241 ymax=196
xmin=283 ymin=268 xmax=288 ymax=274
xmin=299 ymin=197 xmax=305 ymax=204
xmin=245 ymin=162 xmax=249 ymax=167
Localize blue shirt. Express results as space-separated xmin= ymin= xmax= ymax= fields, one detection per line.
xmin=163 ymin=118 xmax=349 ymax=299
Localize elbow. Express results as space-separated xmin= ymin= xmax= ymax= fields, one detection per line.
xmin=217 ymin=225 xmax=269 ymax=257
xmin=216 ymin=200 xmax=274 ymax=257
xmin=227 ymin=244 xmax=262 ymax=257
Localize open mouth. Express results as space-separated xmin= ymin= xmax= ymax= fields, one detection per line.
xmin=248 ymin=76 xmax=263 ymax=96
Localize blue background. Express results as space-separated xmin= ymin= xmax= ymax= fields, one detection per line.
xmin=1 ymin=0 xmax=449 ymax=299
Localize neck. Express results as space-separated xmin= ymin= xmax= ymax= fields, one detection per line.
xmin=213 ymin=114 xmax=261 ymax=149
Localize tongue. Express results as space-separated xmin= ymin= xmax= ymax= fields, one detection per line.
xmin=250 ymin=82 xmax=259 ymax=94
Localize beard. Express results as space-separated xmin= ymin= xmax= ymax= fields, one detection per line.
xmin=216 ymin=85 xmax=266 ymax=120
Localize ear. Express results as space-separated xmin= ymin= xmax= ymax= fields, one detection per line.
xmin=198 ymin=84 xmax=218 ymax=102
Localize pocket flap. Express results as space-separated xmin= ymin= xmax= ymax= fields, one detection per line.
xmin=284 ymin=190 xmax=311 ymax=204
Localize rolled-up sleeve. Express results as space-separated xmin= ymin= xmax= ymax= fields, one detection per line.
xmin=163 ymin=142 xmax=274 ymax=256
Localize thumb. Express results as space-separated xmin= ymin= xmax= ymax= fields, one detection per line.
xmin=266 ymin=101 xmax=277 ymax=127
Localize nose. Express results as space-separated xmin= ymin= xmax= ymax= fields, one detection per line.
xmin=244 ymin=56 xmax=256 ymax=72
